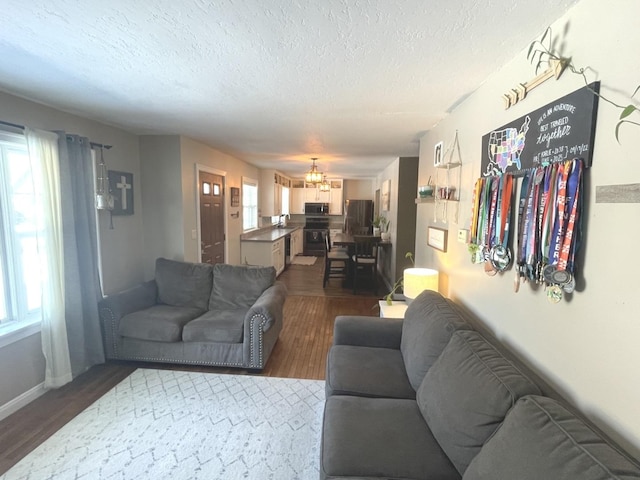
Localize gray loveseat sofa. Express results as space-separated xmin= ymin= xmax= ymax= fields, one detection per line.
xmin=321 ymin=290 xmax=640 ymax=479
xmin=99 ymin=258 xmax=287 ymax=370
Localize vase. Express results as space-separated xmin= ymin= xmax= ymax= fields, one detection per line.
xmin=380 ymin=232 xmax=390 ymax=242
xmin=373 ymin=227 xmax=381 ymax=236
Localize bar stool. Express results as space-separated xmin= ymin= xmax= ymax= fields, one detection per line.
xmin=351 ymin=235 xmax=380 ymax=295
xmin=323 ymin=232 xmax=349 ymax=287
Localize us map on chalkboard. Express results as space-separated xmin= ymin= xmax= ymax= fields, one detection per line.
xmin=481 ymin=82 xmax=600 ymax=177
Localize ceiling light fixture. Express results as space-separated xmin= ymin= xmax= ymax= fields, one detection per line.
xmin=319 ymin=175 xmax=330 ymax=192
xmin=305 ymin=157 xmax=323 ymax=184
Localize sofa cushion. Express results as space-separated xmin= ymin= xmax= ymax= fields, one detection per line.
xmin=400 ymin=290 xmax=471 ymax=390
xmin=182 ymin=309 xmax=248 ymax=343
xmin=463 ymin=395 xmax=640 ymax=480
xmin=118 ymin=305 xmax=204 ymax=342
xmin=321 ymin=395 xmax=460 ymax=480
xmin=417 ymin=330 xmax=541 ymax=475
xmin=325 ymin=345 xmax=415 ymax=399
xmin=155 ymin=258 xmax=213 ymax=311
xmin=209 ymin=264 xmax=276 ymax=310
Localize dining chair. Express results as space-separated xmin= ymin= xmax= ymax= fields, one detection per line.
xmin=351 ymin=235 xmax=380 ymax=295
xmin=323 ymin=231 xmax=350 ymax=288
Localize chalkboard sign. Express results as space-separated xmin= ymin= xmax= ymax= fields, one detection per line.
xmin=481 ymin=82 xmax=600 ymax=177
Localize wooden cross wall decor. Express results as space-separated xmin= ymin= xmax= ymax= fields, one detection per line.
xmin=108 ymin=170 xmax=134 ymax=215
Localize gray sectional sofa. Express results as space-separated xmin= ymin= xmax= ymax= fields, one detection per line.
xmin=322 ymin=290 xmax=640 ymax=479
xmin=99 ymin=258 xmax=287 ymax=370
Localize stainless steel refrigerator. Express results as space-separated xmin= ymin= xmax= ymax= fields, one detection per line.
xmin=343 ymin=199 xmax=374 ymax=234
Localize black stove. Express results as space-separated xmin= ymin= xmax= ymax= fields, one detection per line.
xmin=303 ymin=217 xmax=329 ymax=256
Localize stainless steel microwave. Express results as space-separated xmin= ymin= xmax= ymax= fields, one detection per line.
xmin=304 ymin=202 xmax=329 ymax=215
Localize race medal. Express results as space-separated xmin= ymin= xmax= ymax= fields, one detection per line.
xmin=551 ymin=269 xmax=571 ymax=286
xmin=547 ymin=285 xmax=563 ymax=303
xmin=563 ymin=275 xmax=576 ymax=293
xmin=490 ymin=245 xmax=512 ymax=272
xmin=484 ymin=261 xmax=497 ymax=276
xmin=542 ymin=264 xmax=557 ymax=285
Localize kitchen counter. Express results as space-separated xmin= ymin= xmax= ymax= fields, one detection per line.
xmin=240 ymin=226 xmax=301 ymax=242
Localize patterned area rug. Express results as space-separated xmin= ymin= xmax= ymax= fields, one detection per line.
xmin=291 ymin=256 xmax=317 ymax=266
xmin=1 ymin=370 xmax=325 ymax=480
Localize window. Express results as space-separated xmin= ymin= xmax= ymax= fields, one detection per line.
xmin=242 ymin=177 xmax=258 ymax=231
xmin=0 ymin=130 xmax=41 ymax=343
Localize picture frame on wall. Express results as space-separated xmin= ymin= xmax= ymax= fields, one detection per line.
xmin=434 ymin=141 xmax=444 ymax=167
xmin=427 ymin=226 xmax=448 ymax=252
xmin=108 ymin=170 xmax=134 ymax=215
xmin=230 ymin=187 xmax=240 ymax=207
xmin=381 ymin=179 xmax=391 ymax=211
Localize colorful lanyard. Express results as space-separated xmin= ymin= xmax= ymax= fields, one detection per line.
xmin=557 ymin=159 xmax=582 ymax=272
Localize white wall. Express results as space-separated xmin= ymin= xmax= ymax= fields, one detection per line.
xmin=343 ymin=179 xmax=375 ymax=200
xmin=376 ymin=160 xmax=400 ymax=285
xmin=139 ymin=135 xmax=184 ymax=279
xmin=416 ymin=0 xmax=640 ymax=456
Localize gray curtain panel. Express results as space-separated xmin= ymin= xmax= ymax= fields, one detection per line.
xmin=57 ymin=133 xmax=105 ymax=377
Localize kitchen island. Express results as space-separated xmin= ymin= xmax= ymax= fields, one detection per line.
xmin=240 ymin=226 xmax=303 ymax=276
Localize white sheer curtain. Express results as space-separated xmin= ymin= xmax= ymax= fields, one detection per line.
xmin=25 ymin=127 xmax=72 ymax=388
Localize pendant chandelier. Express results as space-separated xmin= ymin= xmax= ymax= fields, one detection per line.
xmin=319 ymin=175 xmax=330 ymax=192
xmin=305 ymin=157 xmax=323 ymax=184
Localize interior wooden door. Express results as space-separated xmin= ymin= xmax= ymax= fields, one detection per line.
xmin=199 ymin=171 xmax=225 ymax=265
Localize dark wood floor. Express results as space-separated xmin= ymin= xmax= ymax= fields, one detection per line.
xmin=0 ymin=258 xmax=380 ymax=475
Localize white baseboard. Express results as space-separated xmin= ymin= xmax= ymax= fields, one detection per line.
xmin=0 ymin=382 xmax=46 ymax=421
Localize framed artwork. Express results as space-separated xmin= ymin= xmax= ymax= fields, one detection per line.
xmin=230 ymin=187 xmax=240 ymax=207
xmin=434 ymin=141 xmax=444 ymax=167
xmin=108 ymin=170 xmax=134 ymax=215
xmin=381 ymin=179 xmax=391 ymax=211
xmin=427 ymin=226 xmax=448 ymax=252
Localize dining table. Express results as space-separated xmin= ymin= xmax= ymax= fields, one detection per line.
xmin=331 ymin=233 xmax=391 ymax=289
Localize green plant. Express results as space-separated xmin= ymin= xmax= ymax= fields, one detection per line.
xmin=371 ymin=214 xmax=388 ymax=230
xmin=384 ymin=252 xmax=414 ymax=305
xmin=528 ymin=27 xmax=640 ymax=143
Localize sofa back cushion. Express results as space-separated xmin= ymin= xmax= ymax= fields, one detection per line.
xmin=400 ymin=290 xmax=471 ymax=390
xmin=155 ymin=258 xmax=213 ymax=311
xmin=463 ymin=395 xmax=640 ymax=480
xmin=209 ymin=264 xmax=276 ymax=310
xmin=417 ymin=330 xmax=541 ymax=475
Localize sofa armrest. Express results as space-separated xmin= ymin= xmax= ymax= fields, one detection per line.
xmin=99 ymin=280 xmax=158 ymax=358
xmin=244 ymin=281 xmax=287 ymax=368
xmin=244 ymin=281 xmax=288 ymax=333
xmin=333 ymin=315 xmax=403 ymax=349
xmin=99 ymin=280 xmax=158 ymax=321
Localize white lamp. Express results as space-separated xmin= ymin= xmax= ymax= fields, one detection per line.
xmin=403 ymin=268 xmax=439 ymax=303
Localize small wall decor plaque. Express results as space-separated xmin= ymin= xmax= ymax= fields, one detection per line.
xmin=427 ymin=226 xmax=448 ymax=252
xmin=230 ymin=187 xmax=240 ymax=207
xmin=434 ymin=141 xmax=444 ymax=167
xmin=108 ymin=170 xmax=134 ymax=215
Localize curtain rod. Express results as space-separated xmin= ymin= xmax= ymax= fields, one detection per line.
xmin=0 ymin=119 xmax=24 ymax=130
xmin=0 ymin=119 xmax=112 ymax=149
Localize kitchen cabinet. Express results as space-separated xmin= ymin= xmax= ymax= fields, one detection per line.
xmin=241 ymin=237 xmax=286 ymax=276
xmin=290 ymin=178 xmax=343 ymax=214
xmin=260 ymin=169 xmax=290 ymax=217
xmin=290 ymin=228 xmax=304 ymax=257
xmin=291 ymin=180 xmax=305 ymax=214
xmin=329 ymin=179 xmax=343 ymax=215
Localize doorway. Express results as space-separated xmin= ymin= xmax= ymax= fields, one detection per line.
xmin=199 ymin=170 xmax=225 ymax=265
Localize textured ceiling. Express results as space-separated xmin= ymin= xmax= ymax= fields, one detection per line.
xmin=0 ymin=0 xmax=579 ymax=178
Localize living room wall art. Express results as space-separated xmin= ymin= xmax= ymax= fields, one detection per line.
xmin=481 ymin=82 xmax=600 ymax=177
xmin=108 ymin=170 xmax=134 ymax=215
xmin=381 ymin=179 xmax=390 ymax=211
